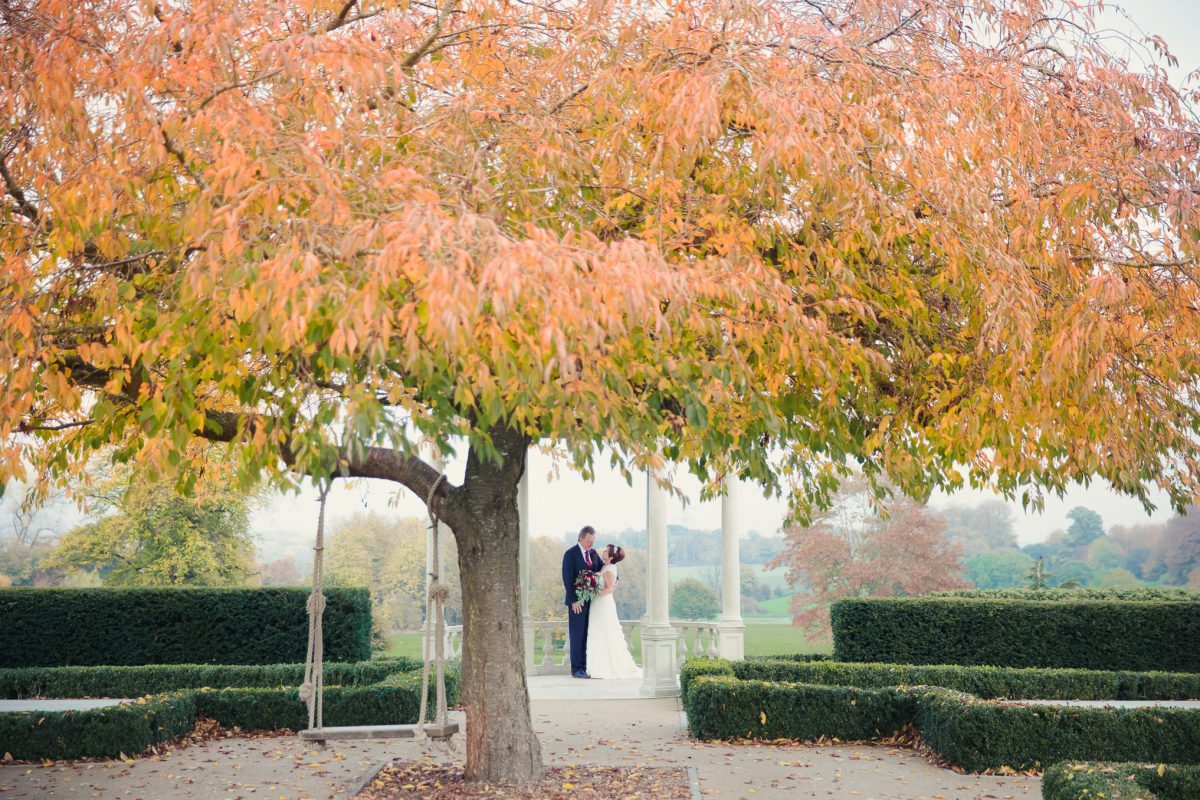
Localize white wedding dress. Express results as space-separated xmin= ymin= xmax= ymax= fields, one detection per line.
xmin=586 ymin=564 xmax=643 ymax=680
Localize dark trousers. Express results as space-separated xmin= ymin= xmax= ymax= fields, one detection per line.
xmin=568 ymin=601 xmax=590 ymax=673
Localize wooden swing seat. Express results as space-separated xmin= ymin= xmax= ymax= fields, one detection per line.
xmin=300 ymin=721 xmax=458 ymax=743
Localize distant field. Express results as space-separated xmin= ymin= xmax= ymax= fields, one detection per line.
xmin=755 ymin=594 xmax=795 ymax=617
xmin=384 ymin=619 xmax=829 ymax=661
xmin=668 ymin=563 xmax=791 ymax=591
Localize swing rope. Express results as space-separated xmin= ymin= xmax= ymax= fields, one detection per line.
xmin=299 ymin=482 xmax=331 ymax=733
xmin=418 ymin=473 xmax=452 ymax=741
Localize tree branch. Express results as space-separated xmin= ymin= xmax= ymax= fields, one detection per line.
xmin=0 ymin=150 xmax=41 ymax=224
xmin=325 ymin=0 xmax=359 ymax=32
xmin=861 ymin=8 xmax=923 ymax=49
xmin=402 ymin=0 xmax=461 ymax=70
xmin=197 ymin=407 xmax=459 ymax=523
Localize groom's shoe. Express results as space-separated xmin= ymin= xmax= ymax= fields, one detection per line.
xmin=572 ymin=671 xmax=591 ymax=679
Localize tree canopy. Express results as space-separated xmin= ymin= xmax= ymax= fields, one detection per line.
xmin=4 ymin=0 xmax=1199 ymax=513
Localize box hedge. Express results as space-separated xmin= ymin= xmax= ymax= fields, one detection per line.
xmin=0 ymin=662 xmax=460 ymax=761
xmin=916 ymin=690 xmax=1200 ymax=772
xmin=0 ymin=694 xmax=196 ymax=760
xmin=0 ymin=587 xmax=373 ymax=667
xmin=831 ymin=596 xmax=1200 ymax=672
xmin=1042 ymin=762 xmax=1200 ymax=800
xmin=686 ymin=676 xmax=916 ymax=742
xmin=0 ymin=657 xmax=423 ymax=699
xmin=684 ymin=670 xmax=1200 ymax=772
xmin=193 ymin=668 xmax=459 ymax=732
xmin=934 ymin=588 xmax=1200 ymax=602
xmin=729 ymin=658 xmax=1200 ymax=701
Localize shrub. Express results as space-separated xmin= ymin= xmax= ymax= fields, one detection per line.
xmin=0 ymin=694 xmax=195 ymax=761
xmin=194 ymin=667 xmax=460 ymax=732
xmin=831 ymin=596 xmax=1200 ymax=671
xmin=670 ymin=579 xmax=719 ymax=620
xmin=0 ymin=587 xmax=373 ymax=667
xmin=0 ymin=657 xmax=422 ymax=699
xmin=917 ymin=693 xmax=1200 ymax=772
xmin=0 ymin=662 xmax=459 ymax=761
xmin=686 ymin=676 xmax=915 ymax=742
xmin=731 ymin=658 xmax=1200 ymax=701
xmin=932 ymin=589 xmax=1199 ymax=602
xmin=679 ymin=658 xmax=735 ymax=705
xmin=682 ymin=666 xmax=1200 ymax=773
xmin=1042 ymin=762 xmax=1200 ymax=800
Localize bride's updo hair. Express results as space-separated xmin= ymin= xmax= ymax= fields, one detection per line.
xmin=606 ymin=544 xmax=626 ymax=564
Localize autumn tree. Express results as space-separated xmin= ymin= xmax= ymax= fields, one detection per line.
xmin=1064 ymin=506 xmax=1105 ymax=551
xmin=941 ymin=500 xmax=1018 ymax=558
xmin=964 ymin=549 xmax=1036 ymax=589
xmin=5 ymin=0 xmax=1200 ymax=785
xmin=50 ymin=465 xmax=257 ymax=586
xmin=259 ymin=554 xmax=303 ymax=587
xmin=771 ymin=477 xmax=968 ymax=638
xmin=670 ymin=578 xmax=720 ymax=620
xmin=326 ymin=511 xmax=462 ymax=629
xmin=0 ymin=480 xmax=74 ymax=586
xmin=1159 ymin=512 xmax=1200 ymax=586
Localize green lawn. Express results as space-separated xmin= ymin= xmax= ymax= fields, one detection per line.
xmin=384 ymin=620 xmax=828 ymax=661
xmin=754 ymin=594 xmax=795 ymax=617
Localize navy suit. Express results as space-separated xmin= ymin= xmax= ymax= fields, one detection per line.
xmin=562 ymin=544 xmax=601 ymax=675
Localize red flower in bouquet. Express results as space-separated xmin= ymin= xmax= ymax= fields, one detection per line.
xmin=574 ymin=570 xmax=599 ymax=604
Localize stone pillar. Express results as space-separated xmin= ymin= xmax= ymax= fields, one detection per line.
xmin=423 ymin=448 xmax=446 ymax=662
xmin=519 ymin=457 xmax=535 ymax=671
xmin=640 ymin=463 xmax=679 ymax=696
xmin=717 ymin=474 xmax=746 ymax=660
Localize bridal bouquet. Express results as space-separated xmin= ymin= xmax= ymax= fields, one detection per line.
xmin=574 ymin=570 xmax=599 ymax=604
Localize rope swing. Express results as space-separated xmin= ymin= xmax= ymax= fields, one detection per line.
xmin=299 ymin=481 xmax=331 ymax=733
xmin=300 ymin=475 xmax=458 ymax=746
xmin=417 ymin=473 xmax=452 ymax=741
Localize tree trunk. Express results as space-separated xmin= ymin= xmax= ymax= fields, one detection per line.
xmin=449 ymin=425 xmax=543 ymax=785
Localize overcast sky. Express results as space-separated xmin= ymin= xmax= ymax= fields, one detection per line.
xmin=254 ymin=0 xmax=1200 ymax=550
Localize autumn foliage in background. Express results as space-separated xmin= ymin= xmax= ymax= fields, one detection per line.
xmin=771 ymin=476 xmax=969 ymax=638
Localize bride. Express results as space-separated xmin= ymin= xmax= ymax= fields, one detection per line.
xmin=586 ymin=544 xmax=643 ymax=680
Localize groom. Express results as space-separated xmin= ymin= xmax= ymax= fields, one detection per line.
xmin=562 ymin=525 xmax=600 ymax=679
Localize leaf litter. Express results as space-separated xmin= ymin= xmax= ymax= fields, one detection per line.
xmin=354 ymin=762 xmax=691 ymax=800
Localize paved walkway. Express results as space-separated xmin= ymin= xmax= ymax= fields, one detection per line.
xmin=0 ymin=677 xmax=1042 ymax=799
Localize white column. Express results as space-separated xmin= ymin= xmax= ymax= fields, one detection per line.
xmin=640 ymin=462 xmax=679 ymax=696
xmin=519 ymin=456 xmax=534 ymax=671
xmin=717 ymin=474 xmax=746 ymax=660
xmin=423 ymin=448 xmax=446 ymax=662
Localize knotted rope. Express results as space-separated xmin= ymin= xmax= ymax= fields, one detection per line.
xmin=417 ymin=473 xmax=453 ymax=745
xmin=299 ymin=482 xmax=331 ymax=733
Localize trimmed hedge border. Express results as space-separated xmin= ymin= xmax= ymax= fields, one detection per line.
xmin=917 ymin=689 xmax=1200 ymax=772
xmin=687 ymin=676 xmax=1200 ymax=771
xmin=0 ymin=657 xmax=423 ymax=699
xmin=1042 ymin=762 xmax=1200 ymax=800
xmin=686 ymin=676 xmax=916 ymax=742
xmin=0 ymin=662 xmax=459 ymax=761
xmin=681 ymin=659 xmax=1200 ymax=772
xmin=0 ymin=694 xmax=196 ymax=760
xmin=0 ymin=587 xmax=373 ymax=667
xmin=725 ymin=658 xmax=1200 ymax=701
xmin=831 ymin=596 xmax=1200 ymax=672
xmin=934 ymin=589 xmax=1200 ymax=602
